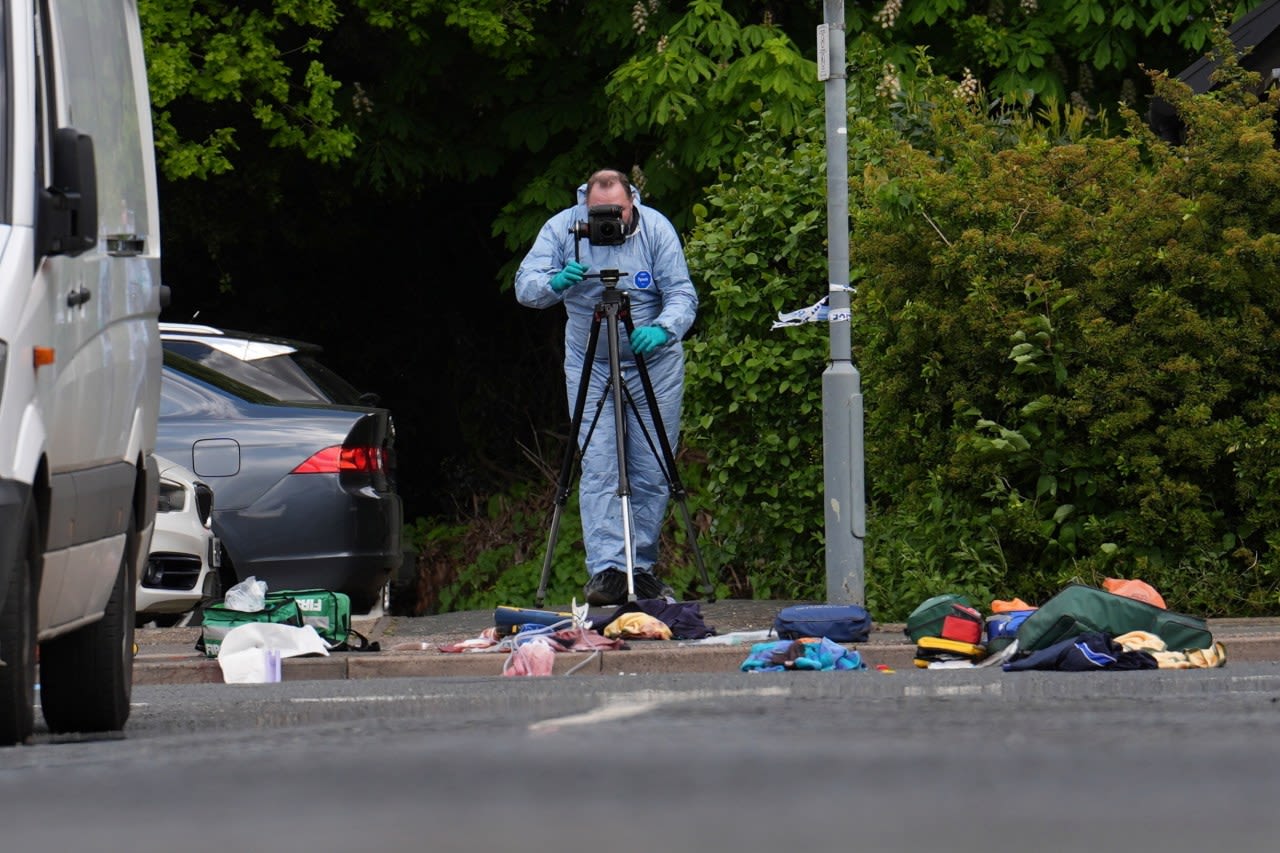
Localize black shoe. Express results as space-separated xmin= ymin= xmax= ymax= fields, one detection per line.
xmin=632 ymin=570 xmax=676 ymax=601
xmin=584 ymin=569 xmax=628 ymax=606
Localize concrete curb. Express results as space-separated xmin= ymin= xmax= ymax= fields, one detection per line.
xmin=132 ymin=643 xmax=922 ymax=685
xmin=131 ymin=604 xmax=1280 ymax=685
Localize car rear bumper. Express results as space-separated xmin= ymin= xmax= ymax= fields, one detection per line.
xmin=215 ymin=478 xmax=403 ymax=613
xmin=226 ymin=553 xmax=396 ymax=614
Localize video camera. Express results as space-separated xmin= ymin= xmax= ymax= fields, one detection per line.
xmin=571 ymin=204 xmax=626 ymax=247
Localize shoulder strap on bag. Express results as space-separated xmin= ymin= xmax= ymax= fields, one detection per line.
xmin=333 ymin=628 xmax=380 ymax=652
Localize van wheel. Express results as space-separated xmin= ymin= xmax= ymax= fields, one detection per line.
xmin=40 ymin=515 xmax=136 ymax=735
xmin=0 ymin=507 xmax=39 ymax=746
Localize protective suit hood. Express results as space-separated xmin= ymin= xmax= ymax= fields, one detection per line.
xmin=577 ymin=182 xmax=643 ymax=206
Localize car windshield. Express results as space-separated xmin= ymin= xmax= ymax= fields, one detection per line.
xmin=162 ymin=340 xmax=367 ymax=406
xmin=162 ymin=349 xmax=281 ymax=404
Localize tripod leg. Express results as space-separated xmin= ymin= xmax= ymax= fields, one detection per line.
xmin=616 ymin=378 xmax=715 ymax=602
xmin=536 ymin=312 xmax=605 ymax=608
xmin=673 ymin=496 xmax=715 ymax=603
xmin=600 ymin=302 xmax=639 ymax=602
xmin=622 ymin=315 xmax=717 ymax=602
xmin=535 ymin=505 xmax=565 ymax=608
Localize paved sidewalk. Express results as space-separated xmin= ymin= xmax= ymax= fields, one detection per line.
xmin=132 ymin=598 xmax=1280 ymax=685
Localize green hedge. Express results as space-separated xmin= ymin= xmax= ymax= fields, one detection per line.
xmin=683 ymin=39 xmax=1280 ymax=618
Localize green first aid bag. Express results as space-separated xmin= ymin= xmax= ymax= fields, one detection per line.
xmin=267 ymin=589 xmax=351 ymax=648
xmin=197 ymin=596 xmax=304 ymax=658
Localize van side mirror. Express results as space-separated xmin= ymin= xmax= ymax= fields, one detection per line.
xmin=38 ymin=127 xmax=98 ymax=257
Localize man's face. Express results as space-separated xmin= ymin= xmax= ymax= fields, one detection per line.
xmin=587 ymin=181 xmax=634 ymax=226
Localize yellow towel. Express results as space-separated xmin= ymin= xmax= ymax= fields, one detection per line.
xmin=604 ymin=612 xmax=673 ymax=640
xmin=1151 ymin=642 xmax=1227 ymax=669
xmin=1115 ymin=630 xmax=1165 ymax=652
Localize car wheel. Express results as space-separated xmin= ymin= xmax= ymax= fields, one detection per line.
xmin=40 ymin=513 xmax=137 ymax=735
xmin=390 ymin=576 xmax=421 ymax=616
xmin=390 ymin=547 xmax=421 ymax=616
xmin=0 ymin=506 xmax=39 ymax=746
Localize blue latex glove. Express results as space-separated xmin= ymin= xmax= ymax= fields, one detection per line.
xmin=550 ymin=261 xmax=589 ymax=293
xmin=630 ymin=325 xmax=668 ymax=355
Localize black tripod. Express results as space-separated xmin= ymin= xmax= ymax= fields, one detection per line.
xmin=535 ymin=268 xmax=715 ymax=607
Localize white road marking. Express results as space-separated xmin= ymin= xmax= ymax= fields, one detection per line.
xmin=292 ymin=695 xmax=412 ymax=703
xmin=529 ymin=686 xmax=790 ymax=733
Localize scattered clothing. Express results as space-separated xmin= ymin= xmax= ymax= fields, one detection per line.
xmin=503 ymin=637 xmax=558 ymax=676
xmin=1151 ymin=643 xmax=1227 ymax=669
xmin=1115 ymin=630 xmax=1227 ymax=668
xmin=435 ymin=636 xmax=500 ymax=653
xmin=740 ymin=638 xmax=865 ymax=673
xmin=604 ymin=612 xmax=672 ymax=640
xmin=1113 ymin=630 xmax=1165 ymax=652
xmin=544 ymin=626 xmax=626 ymax=651
xmin=599 ymin=599 xmax=716 ymax=640
xmin=1004 ymin=631 xmax=1157 ymax=672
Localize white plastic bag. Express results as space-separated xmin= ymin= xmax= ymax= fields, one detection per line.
xmin=223 ymin=575 xmax=267 ymax=612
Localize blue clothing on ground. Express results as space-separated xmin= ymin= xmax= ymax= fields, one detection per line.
xmin=1003 ymin=631 xmax=1157 ymax=671
xmin=515 ymin=181 xmax=698 ymax=577
xmin=740 ymin=639 xmax=865 ymax=672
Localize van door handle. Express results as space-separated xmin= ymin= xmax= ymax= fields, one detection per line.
xmin=66 ymin=287 xmax=91 ymax=307
xmin=105 ymin=233 xmax=145 ymax=257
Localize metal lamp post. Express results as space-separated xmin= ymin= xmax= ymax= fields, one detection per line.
xmin=817 ymin=0 xmax=866 ymax=603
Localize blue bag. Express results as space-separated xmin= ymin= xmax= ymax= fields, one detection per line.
xmin=773 ymin=604 xmax=872 ymax=643
xmin=985 ymin=609 xmax=1036 ymax=651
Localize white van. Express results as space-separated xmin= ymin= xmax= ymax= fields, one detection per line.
xmin=0 ymin=0 xmax=163 ymax=745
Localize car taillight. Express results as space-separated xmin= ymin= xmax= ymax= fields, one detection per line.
xmin=291 ymin=445 xmax=387 ymax=474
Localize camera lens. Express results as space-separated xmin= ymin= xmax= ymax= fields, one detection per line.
xmin=600 ymin=223 xmax=617 ymax=237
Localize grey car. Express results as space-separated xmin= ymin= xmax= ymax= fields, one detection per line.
xmin=156 ymin=351 xmax=402 ymax=613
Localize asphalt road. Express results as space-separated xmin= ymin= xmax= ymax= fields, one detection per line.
xmin=2 ymin=666 xmax=1279 ymax=852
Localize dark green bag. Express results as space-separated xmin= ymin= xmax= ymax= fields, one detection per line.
xmin=904 ymin=594 xmax=974 ymax=642
xmin=197 ymin=597 xmax=304 ymax=658
xmin=1015 ymin=583 xmax=1213 ymax=653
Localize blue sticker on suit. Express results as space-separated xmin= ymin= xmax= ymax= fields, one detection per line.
xmin=634 ymin=270 xmax=653 ymax=289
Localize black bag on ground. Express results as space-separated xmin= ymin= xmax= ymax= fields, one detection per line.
xmin=1015 ymin=583 xmax=1212 ymax=653
xmin=773 ymin=604 xmax=872 ymax=643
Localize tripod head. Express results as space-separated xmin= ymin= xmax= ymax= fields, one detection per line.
xmin=587 ymin=268 xmax=627 ymax=288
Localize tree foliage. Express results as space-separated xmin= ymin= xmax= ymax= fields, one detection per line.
xmin=683 ymin=33 xmax=1280 ymax=618
xmin=853 ymin=0 xmax=1263 ymax=108
xmin=140 ymin=0 xmax=355 ymax=178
